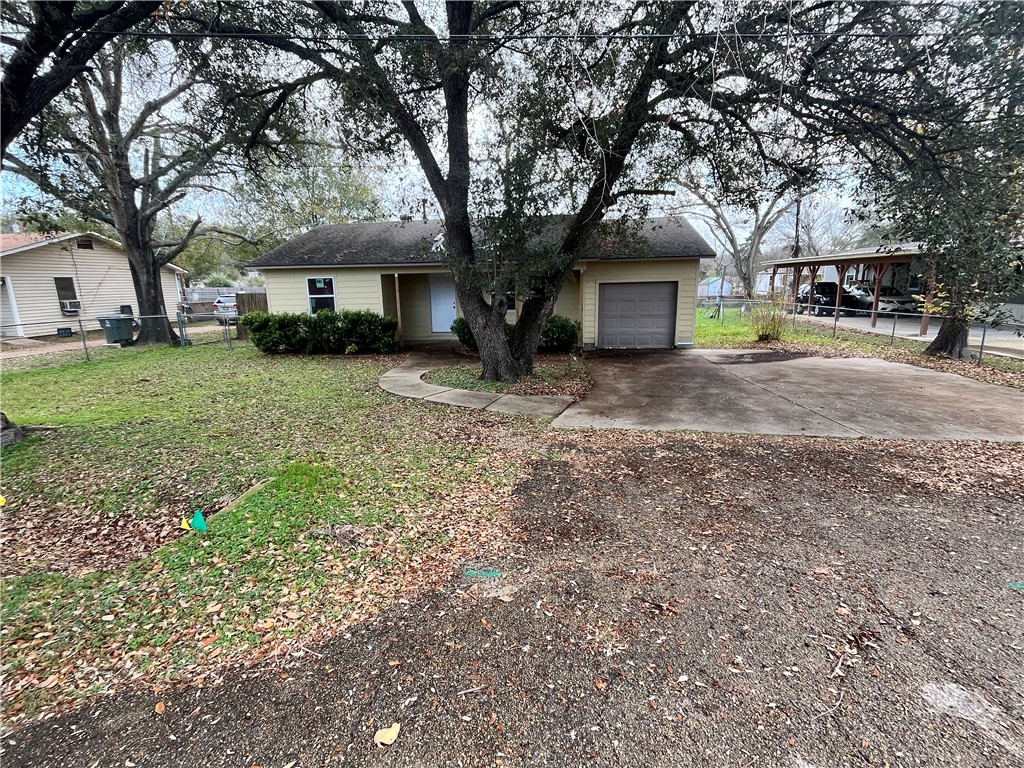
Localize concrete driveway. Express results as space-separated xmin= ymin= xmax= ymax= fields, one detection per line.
xmin=553 ymin=349 xmax=1024 ymax=440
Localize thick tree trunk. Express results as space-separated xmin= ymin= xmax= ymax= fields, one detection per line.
xmin=126 ymin=255 xmax=178 ymax=345
xmin=456 ymin=282 xmax=526 ymax=382
xmin=924 ymin=315 xmax=972 ymax=359
xmin=510 ymin=293 xmax=559 ymax=375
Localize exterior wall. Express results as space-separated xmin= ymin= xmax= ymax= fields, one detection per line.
xmin=160 ymin=270 xmax=183 ymax=316
xmin=553 ymin=272 xmax=582 ymax=323
xmin=263 ymin=267 xmax=386 ymax=315
xmin=0 ymin=240 xmax=180 ymax=337
xmin=398 ymin=271 xmax=460 ymax=342
xmin=579 ymin=259 xmax=700 ymax=348
xmin=380 ymin=275 xmax=398 ymax=318
xmin=261 ymin=261 xmax=700 ymax=347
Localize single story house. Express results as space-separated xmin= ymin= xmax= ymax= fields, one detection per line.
xmin=697 ymin=276 xmax=733 ymax=299
xmin=248 ymin=217 xmax=715 ymax=349
xmin=0 ymin=232 xmax=186 ymax=338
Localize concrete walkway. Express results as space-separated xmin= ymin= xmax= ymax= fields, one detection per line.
xmin=378 ymin=354 xmax=574 ymax=418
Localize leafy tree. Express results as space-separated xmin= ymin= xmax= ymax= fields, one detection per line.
xmin=230 ymin=142 xmax=381 ymax=249
xmin=860 ymin=1 xmax=1024 ymax=359
xmin=0 ymin=0 xmax=161 ymax=160
xmin=188 ymin=0 xmax=1017 ymax=381
xmin=4 ymin=33 xmax=301 ymax=342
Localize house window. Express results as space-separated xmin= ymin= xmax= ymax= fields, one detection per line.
xmin=54 ymin=277 xmax=78 ymax=302
xmin=307 ymin=277 xmax=335 ymax=313
xmin=76 ymin=239 xmax=94 ymax=250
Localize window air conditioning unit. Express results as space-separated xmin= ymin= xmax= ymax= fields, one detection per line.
xmin=60 ymin=299 xmax=83 ymax=314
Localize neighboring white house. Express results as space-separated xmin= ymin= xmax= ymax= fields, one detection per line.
xmin=0 ymin=232 xmax=186 ymax=338
xmin=697 ymin=276 xmax=733 ymax=299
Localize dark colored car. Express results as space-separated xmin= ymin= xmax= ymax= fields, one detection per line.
xmin=847 ymin=284 xmax=920 ymax=315
xmin=795 ymin=282 xmax=861 ymax=316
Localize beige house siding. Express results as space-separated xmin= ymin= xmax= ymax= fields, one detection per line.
xmin=261 ymin=260 xmax=699 ymax=347
xmin=579 ymin=259 xmax=699 ymax=347
xmin=0 ymin=240 xmax=181 ymax=337
xmin=396 ymin=269 xmax=460 ymax=342
xmin=263 ymin=268 xmax=385 ymax=315
xmin=553 ymin=272 xmax=582 ymax=323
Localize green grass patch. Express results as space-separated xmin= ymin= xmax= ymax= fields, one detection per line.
xmin=0 ymin=343 xmax=534 ymax=720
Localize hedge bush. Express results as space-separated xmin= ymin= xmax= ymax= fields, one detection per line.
xmin=240 ymin=310 xmax=399 ymax=355
xmin=451 ymin=315 xmax=580 ymax=353
xmin=539 ymin=315 xmax=581 ymax=353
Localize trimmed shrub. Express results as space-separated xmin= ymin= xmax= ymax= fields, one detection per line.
xmin=450 ymin=317 xmax=478 ymax=351
xmin=240 ymin=310 xmax=399 ymax=355
xmin=539 ymin=315 xmax=581 ymax=353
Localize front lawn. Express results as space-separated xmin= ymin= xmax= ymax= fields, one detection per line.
xmin=696 ymin=306 xmax=1024 ymax=388
xmin=0 ymin=344 xmax=540 ymax=724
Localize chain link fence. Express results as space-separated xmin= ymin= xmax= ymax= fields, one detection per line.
xmin=697 ymin=296 xmax=1024 ymax=364
xmin=0 ymin=311 xmax=243 ymax=372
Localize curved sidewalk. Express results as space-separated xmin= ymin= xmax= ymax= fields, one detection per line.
xmin=379 ymin=354 xmax=573 ymax=418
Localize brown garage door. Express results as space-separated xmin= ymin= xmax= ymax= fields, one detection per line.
xmin=598 ymin=281 xmax=677 ymax=348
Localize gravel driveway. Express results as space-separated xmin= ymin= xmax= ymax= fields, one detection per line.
xmin=6 ymin=433 xmax=1023 ymax=767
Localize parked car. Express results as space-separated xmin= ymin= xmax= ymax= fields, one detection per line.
xmin=794 ymin=282 xmax=861 ymax=316
xmin=212 ymin=294 xmax=239 ymax=324
xmin=847 ymin=284 xmax=920 ymax=315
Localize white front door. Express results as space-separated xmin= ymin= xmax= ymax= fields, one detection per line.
xmin=429 ymin=274 xmax=457 ymax=333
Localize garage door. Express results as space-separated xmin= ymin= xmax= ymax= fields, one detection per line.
xmin=598 ymin=281 xmax=677 ymax=348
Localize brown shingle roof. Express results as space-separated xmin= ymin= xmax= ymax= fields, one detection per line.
xmin=248 ymin=216 xmax=714 ymax=269
xmin=0 ymin=231 xmax=62 ymax=254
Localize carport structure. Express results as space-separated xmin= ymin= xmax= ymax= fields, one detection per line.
xmin=762 ymin=243 xmax=936 ymax=333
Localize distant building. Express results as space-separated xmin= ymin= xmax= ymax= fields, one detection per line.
xmin=697 ymin=276 xmax=733 ymax=299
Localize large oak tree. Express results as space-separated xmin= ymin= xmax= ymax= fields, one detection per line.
xmin=183 ymin=0 xmax=1012 ymax=381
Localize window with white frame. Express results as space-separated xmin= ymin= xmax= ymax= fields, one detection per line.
xmin=307 ymin=277 xmax=335 ymax=313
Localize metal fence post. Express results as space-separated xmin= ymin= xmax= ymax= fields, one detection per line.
xmin=225 ymin=320 xmax=233 ymax=350
xmin=832 ymin=310 xmax=839 ymax=338
xmin=890 ymin=313 xmax=898 ymax=346
xmin=719 ymin=295 xmax=725 ymax=326
xmin=77 ymin=318 xmax=90 ymax=362
xmin=977 ymin=324 xmax=987 ymax=365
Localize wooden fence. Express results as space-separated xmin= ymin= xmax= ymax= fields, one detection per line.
xmin=235 ymin=293 xmax=269 ymax=340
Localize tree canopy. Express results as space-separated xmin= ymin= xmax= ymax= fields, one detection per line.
xmin=3 ymin=1 xmax=1021 ymax=370
xmin=169 ymin=0 xmax=1015 ymax=379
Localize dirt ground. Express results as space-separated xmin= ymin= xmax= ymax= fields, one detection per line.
xmin=5 ymin=432 xmax=1023 ymax=768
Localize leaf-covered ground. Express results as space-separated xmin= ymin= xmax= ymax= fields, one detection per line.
xmin=424 ymin=353 xmax=593 ymax=399
xmin=5 ymin=431 xmax=1023 ymax=767
xmin=0 ymin=346 xmax=543 ymax=725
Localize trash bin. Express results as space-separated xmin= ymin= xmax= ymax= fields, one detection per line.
xmin=98 ymin=314 xmax=135 ymax=345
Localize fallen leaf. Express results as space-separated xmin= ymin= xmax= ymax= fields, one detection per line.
xmin=374 ymin=722 xmax=401 ymax=747
xmin=594 ymin=678 xmax=607 ymax=691
xmin=285 ymin=610 xmax=301 ymax=620
xmin=199 ymin=635 xmax=219 ymax=648
xmin=154 ymin=701 xmax=165 ymax=715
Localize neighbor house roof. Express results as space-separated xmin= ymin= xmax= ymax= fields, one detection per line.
xmin=0 ymin=231 xmax=186 ymax=273
xmin=248 ymin=216 xmax=715 ymax=269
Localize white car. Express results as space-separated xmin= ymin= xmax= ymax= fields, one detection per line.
xmin=212 ymin=295 xmax=239 ymax=324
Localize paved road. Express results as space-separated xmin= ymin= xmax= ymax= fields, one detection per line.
xmin=553 ymin=349 xmax=1024 ymax=441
